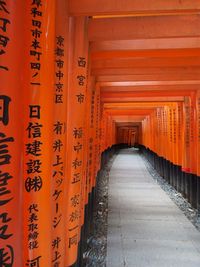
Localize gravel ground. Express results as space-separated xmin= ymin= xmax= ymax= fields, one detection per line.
xmin=141 ymin=153 xmax=200 ymax=232
xmin=83 ymin=154 xmax=116 ymax=267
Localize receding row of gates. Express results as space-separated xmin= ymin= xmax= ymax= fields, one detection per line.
xmin=1 ymin=1 xmax=200 ymax=266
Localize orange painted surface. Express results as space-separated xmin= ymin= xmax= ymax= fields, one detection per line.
xmin=0 ymin=1 xmax=24 ymax=266
xmin=69 ymin=0 xmax=200 ymax=17
xmin=51 ymin=1 xmax=69 ymax=266
xmin=23 ymin=1 xmax=55 ymax=266
xmin=1 ymin=1 xmax=200 ymax=266
xmin=65 ymin=16 xmax=88 ymax=266
xmin=197 ymin=90 xmax=200 ymax=177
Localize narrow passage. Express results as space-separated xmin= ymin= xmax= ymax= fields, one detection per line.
xmin=107 ymin=149 xmax=200 ymax=267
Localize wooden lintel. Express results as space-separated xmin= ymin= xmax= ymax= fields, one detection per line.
xmin=100 ymin=84 xmax=200 ymax=92
xmin=101 ymin=90 xmax=192 ymax=98
xmin=102 ymin=96 xmax=184 ymax=103
xmin=92 ymin=57 xmax=200 ymax=69
xmin=112 ymin=116 xmax=146 ymax=123
xmin=96 ymin=73 xmax=200 ymax=83
xmin=88 ymin=15 xmax=200 ymax=41
xmin=91 ymin=49 xmax=200 ymax=60
xmin=91 ymin=67 xmax=200 ymax=76
xmin=98 ymin=80 xmax=200 ymax=87
xmin=104 ymin=102 xmax=179 ymax=109
xmin=90 ymin=38 xmax=200 ymax=52
xmin=69 ymin=0 xmax=200 ymax=16
xmin=106 ymin=109 xmax=155 ymax=115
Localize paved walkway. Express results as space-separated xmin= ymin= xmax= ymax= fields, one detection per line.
xmin=107 ymin=149 xmax=200 ymax=267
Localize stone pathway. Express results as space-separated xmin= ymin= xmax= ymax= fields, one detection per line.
xmin=107 ymin=148 xmax=200 ymax=267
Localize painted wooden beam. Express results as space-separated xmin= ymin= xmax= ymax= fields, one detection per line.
xmin=112 ymin=116 xmax=146 ymax=122
xmin=106 ymin=109 xmax=155 ymax=115
xmin=116 ymin=122 xmax=141 ymax=126
xmin=104 ymin=102 xmax=185 ymax=108
xmin=69 ymin=0 xmax=200 ymax=16
xmin=88 ymin=15 xmax=200 ymax=41
xmin=101 ymin=90 xmax=193 ymax=98
xmin=91 ymin=49 xmax=200 ymax=60
xmin=92 ymin=57 xmax=200 ymax=69
xmin=99 ymin=80 xmax=200 ymax=87
xmin=100 ymin=84 xmax=200 ymax=92
xmin=90 ymin=38 xmax=200 ymax=51
xmin=102 ymin=96 xmax=184 ymax=103
xmin=97 ymin=73 xmax=200 ymax=82
xmin=92 ymin=67 xmax=200 ymax=76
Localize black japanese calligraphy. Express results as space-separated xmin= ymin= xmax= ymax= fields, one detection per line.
xmin=0 ymin=95 xmax=11 ymax=126
xmin=73 ymin=128 xmax=83 ymax=139
xmin=26 ymin=255 xmax=41 ymax=267
xmin=78 ymin=57 xmax=86 ymax=68
xmin=68 ymin=234 xmax=78 ymax=248
xmin=25 ymin=176 xmax=43 ymax=192
xmin=0 ymin=133 xmax=14 ymax=166
xmin=29 ymin=105 xmax=41 ymax=119
xmin=0 ymin=245 xmax=14 ymax=266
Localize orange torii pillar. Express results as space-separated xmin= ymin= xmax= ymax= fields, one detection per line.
xmin=99 ymin=105 xmax=104 ymax=154
xmin=104 ymin=113 xmax=109 ymax=150
xmin=94 ymin=84 xmax=101 ymax=178
xmin=160 ymin=104 xmax=174 ymax=184
xmin=91 ymin=83 xmax=101 ymax=217
xmin=188 ymin=93 xmax=198 ymax=208
xmin=197 ymin=90 xmax=200 ymax=214
xmin=99 ymin=110 xmax=110 ymax=165
xmin=176 ymin=102 xmax=184 ymax=193
xmin=170 ymin=103 xmax=179 ymax=188
xmin=51 ymin=1 xmax=69 ymax=266
xmin=23 ymin=1 xmax=55 ymax=266
xmin=65 ymin=16 xmax=89 ymax=267
xmin=0 ymin=1 xmax=24 ymax=266
xmin=164 ymin=105 xmax=172 ymax=182
xmin=100 ymin=110 xmax=106 ymax=153
xmin=182 ymin=96 xmax=192 ymax=201
xmin=174 ymin=103 xmax=181 ymax=190
xmin=157 ymin=107 xmax=165 ymax=178
xmin=81 ymin=76 xmax=95 ymax=247
xmin=90 ymin=82 xmax=98 ymax=198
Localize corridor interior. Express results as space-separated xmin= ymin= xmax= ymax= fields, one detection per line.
xmin=1 ymin=1 xmax=200 ymax=267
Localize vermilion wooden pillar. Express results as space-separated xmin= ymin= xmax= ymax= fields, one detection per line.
xmin=171 ymin=103 xmax=178 ymax=188
xmin=84 ymin=76 xmax=95 ymax=209
xmin=51 ymin=1 xmax=69 ymax=266
xmin=177 ymin=102 xmax=184 ymax=192
xmin=188 ymin=93 xmax=197 ymax=207
xmin=0 ymin=1 xmax=24 ymax=266
xmin=197 ymin=90 xmax=200 ymax=213
xmin=65 ymin=16 xmax=88 ymax=267
xmin=163 ymin=107 xmax=168 ymax=162
xmin=91 ymin=83 xmax=101 ymax=189
xmin=101 ymin=110 xmax=107 ymax=152
xmin=177 ymin=102 xmax=184 ymax=168
xmin=182 ymin=97 xmax=191 ymax=199
xmin=95 ymin=84 xmax=101 ymax=176
xmin=189 ymin=93 xmax=197 ymax=176
xmin=23 ymin=1 xmax=55 ymax=266
xmin=90 ymin=82 xmax=98 ymax=190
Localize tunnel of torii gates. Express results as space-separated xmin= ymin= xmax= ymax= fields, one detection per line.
xmin=1 ymin=0 xmax=200 ymax=266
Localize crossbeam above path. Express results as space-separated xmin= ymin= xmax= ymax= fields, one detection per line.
xmin=69 ymin=0 xmax=200 ymax=16
xmin=100 ymin=84 xmax=200 ymax=92
xmin=88 ymin=16 xmax=200 ymax=41
xmin=90 ymin=38 xmax=200 ymax=52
